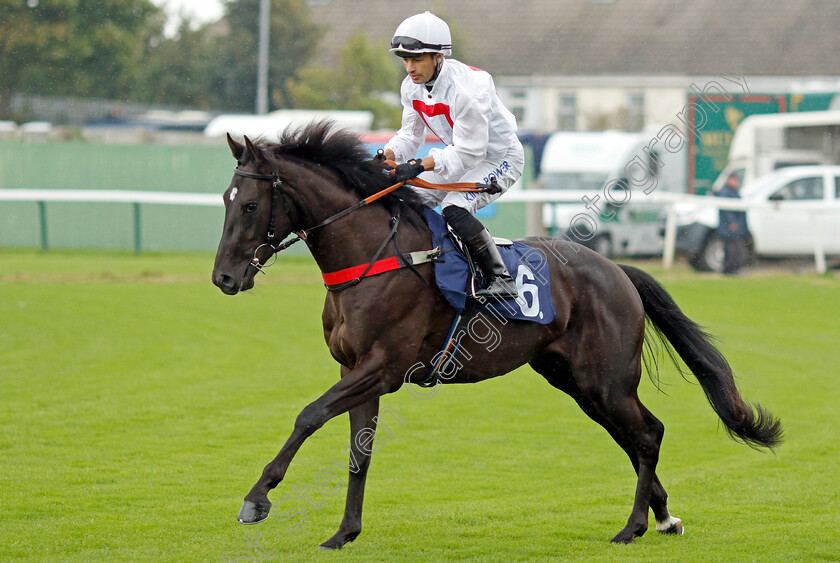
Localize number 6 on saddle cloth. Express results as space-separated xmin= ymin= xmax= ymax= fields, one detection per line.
xmin=424 ymin=208 xmax=555 ymax=324
xmin=417 ymin=208 xmax=556 ymax=386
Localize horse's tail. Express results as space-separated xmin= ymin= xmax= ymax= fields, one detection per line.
xmin=619 ymin=264 xmax=783 ymax=450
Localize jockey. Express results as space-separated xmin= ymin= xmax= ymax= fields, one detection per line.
xmin=383 ymin=11 xmax=524 ymax=300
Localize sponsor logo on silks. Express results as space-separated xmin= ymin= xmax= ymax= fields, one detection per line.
xmin=483 ymin=160 xmax=512 ymax=184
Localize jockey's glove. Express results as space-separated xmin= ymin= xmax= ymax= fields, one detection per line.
xmin=484 ymin=176 xmax=502 ymax=195
xmin=393 ymin=159 xmax=425 ymax=183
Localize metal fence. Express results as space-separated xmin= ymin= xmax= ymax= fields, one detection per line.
xmin=1 ymin=188 xmax=836 ymax=272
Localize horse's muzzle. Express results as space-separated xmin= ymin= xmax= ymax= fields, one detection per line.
xmin=214 ymin=272 xmax=240 ymax=295
xmin=214 ymin=265 xmax=258 ymax=295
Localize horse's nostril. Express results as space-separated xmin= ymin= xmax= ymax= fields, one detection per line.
xmin=215 ymin=273 xmax=237 ymax=293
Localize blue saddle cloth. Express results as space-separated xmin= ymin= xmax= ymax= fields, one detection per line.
xmin=423 ymin=208 xmax=556 ymax=324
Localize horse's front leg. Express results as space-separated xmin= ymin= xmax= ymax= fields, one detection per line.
xmin=319 ymin=394 xmax=379 ymax=550
xmin=237 ymin=353 xmax=396 ymax=525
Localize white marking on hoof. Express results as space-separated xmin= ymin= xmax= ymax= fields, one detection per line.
xmin=656 ymin=516 xmax=684 ymax=535
xmin=230 ymin=187 xmax=238 ymax=201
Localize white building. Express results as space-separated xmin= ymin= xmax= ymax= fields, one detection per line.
xmin=308 ymin=0 xmax=840 ymax=133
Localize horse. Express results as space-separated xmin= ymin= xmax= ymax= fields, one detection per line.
xmin=212 ymin=120 xmax=783 ymax=549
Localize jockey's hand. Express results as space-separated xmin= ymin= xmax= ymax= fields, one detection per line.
xmin=485 ymin=176 xmax=502 ymax=194
xmin=392 ymin=159 xmax=425 ymax=183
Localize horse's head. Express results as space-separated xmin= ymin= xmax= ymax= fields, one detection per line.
xmin=213 ymin=120 xmax=428 ymax=295
xmin=213 ymin=134 xmax=295 ymax=295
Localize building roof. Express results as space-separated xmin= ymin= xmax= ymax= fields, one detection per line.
xmin=307 ymin=0 xmax=840 ymax=78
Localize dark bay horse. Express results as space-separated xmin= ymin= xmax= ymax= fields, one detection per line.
xmin=212 ymin=121 xmax=782 ymax=549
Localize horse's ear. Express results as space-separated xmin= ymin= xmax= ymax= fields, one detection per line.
xmin=243 ymin=135 xmax=265 ymax=168
xmin=227 ymin=133 xmax=244 ymax=161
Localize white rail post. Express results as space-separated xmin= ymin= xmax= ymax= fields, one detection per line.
xmin=662 ymin=204 xmax=677 ymax=269
xmin=810 ymin=211 xmax=827 ymax=274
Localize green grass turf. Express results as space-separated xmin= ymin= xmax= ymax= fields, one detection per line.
xmin=1 ymin=250 xmax=838 ymax=561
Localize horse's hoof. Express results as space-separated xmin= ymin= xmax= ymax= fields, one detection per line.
xmin=656 ymin=516 xmax=685 ymax=535
xmin=319 ymin=530 xmax=359 ymax=550
xmin=318 ymin=537 xmax=345 ymax=551
xmin=611 ymin=517 xmax=648 ymax=544
xmin=237 ymin=499 xmax=271 ymax=524
xmin=610 ymin=533 xmax=636 ymax=544
xmin=611 ymin=525 xmax=644 ymax=544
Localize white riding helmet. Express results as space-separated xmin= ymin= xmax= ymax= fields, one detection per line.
xmin=389 ymin=11 xmax=452 ymax=57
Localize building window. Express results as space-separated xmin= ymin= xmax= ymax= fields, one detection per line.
xmin=509 ymin=91 xmax=527 ymax=125
xmin=558 ymin=93 xmax=577 ymax=130
xmin=627 ymin=91 xmax=645 ymax=131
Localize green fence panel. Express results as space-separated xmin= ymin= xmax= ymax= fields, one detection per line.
xmin=0 ymin=139 xmax=528 ymax=252
xmin=0 ymin=141 xmax=233 ymax=192
xmin=0 ymin=140 xmax=236 ymax=252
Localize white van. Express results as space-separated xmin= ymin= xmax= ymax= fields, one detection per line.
xmin=712 ymin=110 xmax=840 ymax=193
xmin=678 ymin=110 xmax=840 ymax=270
xmin=537 ymin=129 xmax=687 ymax=256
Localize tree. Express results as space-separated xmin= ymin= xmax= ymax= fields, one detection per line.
xmin=286 ymin=32 xmax=403 ymax=129
xmin=0 ymin=0 xmax=163 ymax=119
xmin=139 ymin=20 xmax=221 ymax=108
xmin=206 ymin=0 xmax=322 ymax=112
xmin=0 ymin=0 xmax=401 ymax=123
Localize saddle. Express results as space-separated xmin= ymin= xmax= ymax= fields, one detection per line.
xmin=423 ymin=208 xmax=555 ymax=324
xmin=413 ymin=209 xmax=556 ymax=386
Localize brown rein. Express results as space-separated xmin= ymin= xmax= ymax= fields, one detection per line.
xmin=360 ymin=159 xmax=494 ymax=206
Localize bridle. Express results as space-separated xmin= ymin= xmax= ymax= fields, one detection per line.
xmin=233 ymin=168 xmax=303 ymax=277
xmin=233 ymin=166 xmax=402 ymax=280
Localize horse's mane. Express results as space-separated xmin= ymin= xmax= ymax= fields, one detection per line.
xmin=257 ymin=120 xmax=428 ymax=230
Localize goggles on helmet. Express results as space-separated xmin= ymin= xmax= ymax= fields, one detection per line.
xmin=390 ymin=36 xmax=451 ymax=53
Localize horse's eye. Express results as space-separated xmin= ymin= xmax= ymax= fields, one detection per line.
xmin=243 ymin=202 xmax=259 ymax=214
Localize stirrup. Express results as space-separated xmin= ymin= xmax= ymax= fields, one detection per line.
xmin=474 ymin=275 xmax=519 ymax=300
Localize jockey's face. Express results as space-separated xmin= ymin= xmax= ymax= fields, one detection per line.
xmin=402 ymin=53 xmax=439 ymax=84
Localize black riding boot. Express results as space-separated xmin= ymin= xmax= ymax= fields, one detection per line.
xmin=464 ymin=229 xmax=519 ymax=299
xmin=442 ymin=206 xmax=518 ymax=300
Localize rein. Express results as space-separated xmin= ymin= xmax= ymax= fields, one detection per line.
xmin=233 ymin=165 xmax=499 ymax=285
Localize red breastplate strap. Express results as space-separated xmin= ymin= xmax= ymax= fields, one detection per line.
xmin=322 ymin=250 xmax=438 ymax=288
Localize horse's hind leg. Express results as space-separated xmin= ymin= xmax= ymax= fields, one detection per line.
xmin=531 ymin=354 xmax=681 ymax=542
xmin=576 ymin=395 xmax=682 ymax=536
xmin=609 ymin=402 xmax=683 ymax=537
xmin=577 ymin=396 xmax=681 ymax=534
